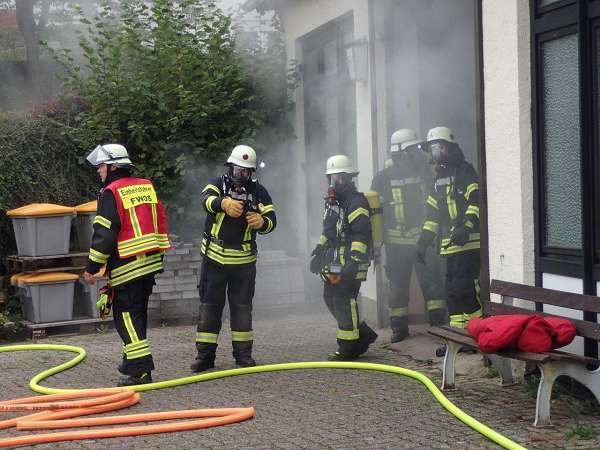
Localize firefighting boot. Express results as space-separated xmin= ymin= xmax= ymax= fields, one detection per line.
xmin=390 ymin=316 xmax=409 ymax=343
xmin=232 ymin=341 xmax=256 ymax=367
xmin=118 ymin=355 xmax=127 ymax=375
xmin=117 ymin=372 xmax=152 ymax=387
xmin=428 ymin=308 xmax=449 ymax=327
xmin=191 ymin=343 xmax=217 ymax=373
xmin=356 ymin=321 xmax=378 ymax=356
xmin=327 ymin=349 xmax=360 ymax=361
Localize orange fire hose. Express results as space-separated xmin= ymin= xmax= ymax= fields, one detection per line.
xmin=0 ymin=388 xmax=254 ymax=447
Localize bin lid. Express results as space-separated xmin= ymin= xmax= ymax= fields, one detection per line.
xmin=10 ymin=273 xmax=25 ymax=286
xmin=14 ymin=273 xmax=37 ymax=286
xmin=7 ymin=203 xmax=75 ymax=217
xmin=20 ymin=272 xmax=79 ymax=284
xmin=74 ymin=200 xmax=97 ymax=213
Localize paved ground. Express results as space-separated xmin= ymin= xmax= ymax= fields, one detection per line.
xmin=1 ymin=303 xmax=600 ymax=449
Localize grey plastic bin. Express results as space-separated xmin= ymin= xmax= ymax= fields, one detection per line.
xmin=19 ymin=272 xmax=78 ymax=323
xmin=75 ymin=277 xmax=107 ymax=319
xmin=74 ymin=201 xmax=97 ymax=251
xmin=7 ymin=203 xmax=76 ymax=256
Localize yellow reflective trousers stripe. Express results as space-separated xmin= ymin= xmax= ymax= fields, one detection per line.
xmin=232 ymin=331 xmax=253 ymax=342
xmin=195 ymin=332 xmax=219 ymax=344
xmin=122 ymin=312 xmax=140 ymax=343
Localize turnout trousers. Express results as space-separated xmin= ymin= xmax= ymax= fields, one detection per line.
xmin=112 ymin=275 xmax=156 ymax=376
xmin=445 ymin=249 xmax=481 ymax=329
xmin=385 ymin=244 xmax=446 ymax=326
xmin=195 ymin=260 xmax=256 ymax=360
xmin=323 ymin=279 xmax=363 ymax=355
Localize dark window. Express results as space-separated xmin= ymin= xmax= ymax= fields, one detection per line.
xmin=540 ymin=32 xmax=581 ymax=250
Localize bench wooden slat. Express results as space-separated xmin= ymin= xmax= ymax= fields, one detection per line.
xmin=490 ymin=279 xmax=600 ymax=313
xmin=484 ymin=302 xmax=600 ymax=341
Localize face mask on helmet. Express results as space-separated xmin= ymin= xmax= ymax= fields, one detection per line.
xmin=230 ymin=164 xmax=253 ymax=184
xmin=428 ymin=141 xmax=448 ymax=164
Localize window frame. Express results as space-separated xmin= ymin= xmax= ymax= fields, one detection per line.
xmin=531 ymin=0 xmax=600 ymax=357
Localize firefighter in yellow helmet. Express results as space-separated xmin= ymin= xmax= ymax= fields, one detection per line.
xmin=309 ymin=155 xmax=377 ymax=360
xmin=370 ymin=129 xmax=447 ymax=343
xmin=83 ymin=144 xmax=172 ymax=386
xmin=191 ymin=145 xmax=276 ymax=372
xmin=417 ymin=127 xmax=481 ymax=355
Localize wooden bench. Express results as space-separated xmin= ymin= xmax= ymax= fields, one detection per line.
xmin=428 ymin=279 xmax=600 ymax=427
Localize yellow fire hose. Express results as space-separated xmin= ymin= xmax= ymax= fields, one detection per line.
xmin=0 ymin=344 xmax=526 ymax=449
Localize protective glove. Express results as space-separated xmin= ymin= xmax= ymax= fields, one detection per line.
xmin=310 ymin=245 xmax=325 ymax=274
xmin=415 ymin=234 xmax=431 ymax=264
xmin=341 ymin=259 xmax=359 ymax=281
xmin=246 ymin=211 xmax=265 ymax=230
xmin=96 ymin=292 xmax=108 ymax=311
xmin=449 ymin=224 xmax=470 ymax=247
xmin=221 ymin=197 xmax=244 ymax=218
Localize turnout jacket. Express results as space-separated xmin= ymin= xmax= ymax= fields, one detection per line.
xmin=200 ymin=175 xmax=276 ymax=266
xmin=317 ymin=184 xmax=372 ymax=281
xmin=370 ymin=154 xmax=432 ymax=246
xmin=421 ymin=161 xmax=480 ymax=256
xmin=85 ymin=172 xmax=170 ymax=286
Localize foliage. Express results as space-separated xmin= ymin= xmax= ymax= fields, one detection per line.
xmin=565 ymin=424 xmax=600 ymax=440
xmin=47 ymin=0 xmax=297 ymax=235
xmin=0 ymin=107 xmax=99 ymax=257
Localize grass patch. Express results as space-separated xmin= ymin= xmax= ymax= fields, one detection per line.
xmin=484 ymin=365 xmax=499 ymax=378
xmin=565 ymin=424 xmax=600 ymax=440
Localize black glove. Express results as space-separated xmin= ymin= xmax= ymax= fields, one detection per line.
xmin=341 ymin=259 xmax=359 ymax=281
xmin=449 ymin=225 xmax=470 ymax=247
xmin=415 ymin=238 xmax=428 ymax=264
xmin=310 ymin=245 xmax=324 ymax=274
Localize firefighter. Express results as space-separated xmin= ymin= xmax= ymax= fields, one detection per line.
xmin=371 ymin=129 xmax=447 ymax=343
xmin=191 ymin=145 xmax=276 ymax=372
xmin=83 ymin=143 xmax=171 ymax=386
xmin=309 ymin=155 xmax=377 ymax=361
xmin=416 ymin=127 xmax=480 ymax=350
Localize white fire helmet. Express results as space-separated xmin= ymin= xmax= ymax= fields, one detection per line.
xmin=226 ymin=145 xmax=257 ymax=170
xmin=86 ymin=144 xmax=134 ymax=167
xmin=326 ymin=154 xmax=358 ymax=175
xmin=426 ymin=126 xmax=456 ymax=144
xmin=390 ymin=128 xmax=421 ymax=153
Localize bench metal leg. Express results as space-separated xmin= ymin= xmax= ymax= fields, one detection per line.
xmin=487 ymin=354 xmax=516 ymax=386
xmin=535 ymin=361 xmax=561 ymax=427
xmin=534 ymin=360 xmax=600 ymax=427
xmin=441 ymin=340 xmax=461 ymax=390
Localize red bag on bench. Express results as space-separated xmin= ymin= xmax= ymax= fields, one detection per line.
xmin=467 ymin=315 xmax=533 ymax=352
xmin=467 ymin=314 xmax=576 ymax=353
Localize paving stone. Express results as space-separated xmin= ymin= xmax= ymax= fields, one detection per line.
xmin=1 ymin=305 xmax=599 ymax=449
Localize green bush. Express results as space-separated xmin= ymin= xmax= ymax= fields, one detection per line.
xmin=47 ymin=0 xmax=296 ymax=235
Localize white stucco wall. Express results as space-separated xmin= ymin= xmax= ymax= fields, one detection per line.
xmin=278 ymin=0 xmax=379 ymax=307
xmin=483 ymin=0 xmax=535 ymax=296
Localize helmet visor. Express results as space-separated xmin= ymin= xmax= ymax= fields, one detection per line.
xmin=231 ymin=165 xmax=252 ymax=183
xmin=86 ymin=145 xmax=111 ymax=166
xmin=427 ymin=141 xmax=447 ymax=163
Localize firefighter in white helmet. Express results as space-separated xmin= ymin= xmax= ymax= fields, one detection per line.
xmin=83 ymin=144 xmax=172 ymax=386
xmin=309 ymin=154 xmax=377 ymax=360
xmin=191 ymin=144 xmax=276 ymax=372
xmin=417 ymin=126 xmax=481 ymax=356
xmin=370 ymin=129 xmax=447 ymax=343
